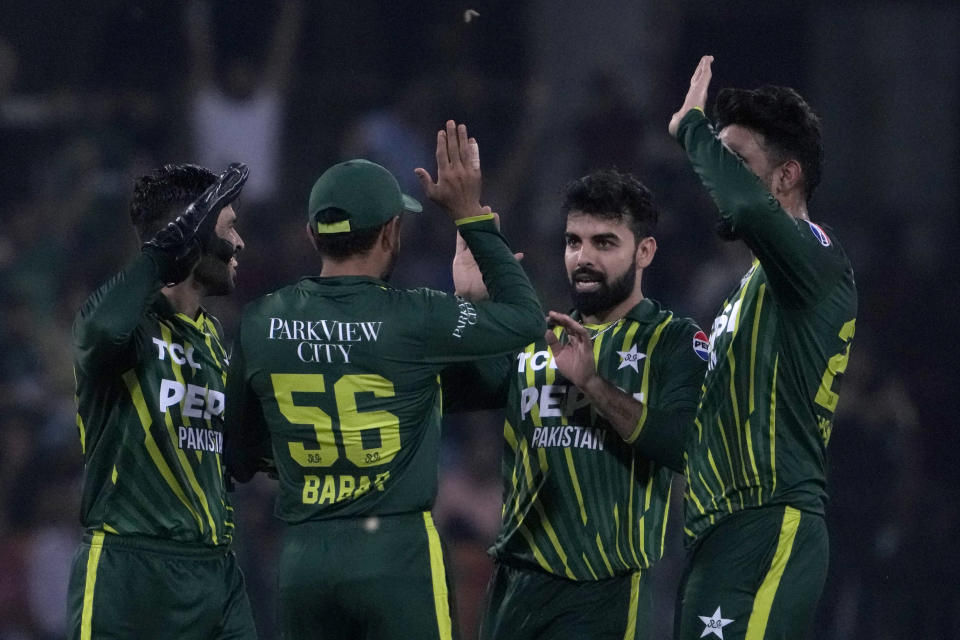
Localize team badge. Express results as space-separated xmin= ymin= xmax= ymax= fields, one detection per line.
xmin=807 ymin=221 xmax=831 ymax=246
xmin=616 ymin=344 xmax=646 ymax=372
xmin=698 ymin=606 xmax=734 ymax=638
xmin=692 ymin=331 xmax=710 ymax=361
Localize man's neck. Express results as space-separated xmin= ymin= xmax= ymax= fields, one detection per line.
xmin=162 ymin=278 xmax=204 ymax=318
xmin=320 ymin=254 xmax=387 ymax=280
xmin=777 ymin=191 xmax=809 ymax=221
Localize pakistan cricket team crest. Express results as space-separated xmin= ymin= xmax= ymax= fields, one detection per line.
xmin=698 ymin=606 xmax=734 ymax=638
xmin=616 ymin=344 xmax=645 ymax=372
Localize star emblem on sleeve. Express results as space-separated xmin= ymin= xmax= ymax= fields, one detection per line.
xmin=616 ymin=344 xmax=646 ymax=372
xmin=698 ymin=606 xmax=734 ymax=638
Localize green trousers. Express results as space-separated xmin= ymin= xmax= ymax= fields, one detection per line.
xmin=480 ymin=561 xmax=651 ymax=639
xmin=279 ymin=511 xmax=457 ymax=640
xmin=675 ymin=505 xmax=828 ymax=640
xmin=67 ymin=531 xmax=256 ymax=640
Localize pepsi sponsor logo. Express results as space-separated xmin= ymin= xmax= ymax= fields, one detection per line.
xmin=807 ymin=221 xmax=831 ymax=247
xmin=693 ymin=330 xmax=710 ymax=361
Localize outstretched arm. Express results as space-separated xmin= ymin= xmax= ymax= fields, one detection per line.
xmin=75 ymin=164 xmax=248 ymax=375
xmin=411 ymin=120 xmax=544 ymax=361
xmin=670 ymin=56 xmax=848 ymax=307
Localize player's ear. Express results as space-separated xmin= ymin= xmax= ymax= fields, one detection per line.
xmin=777 ymin=158 xmax=803 ymax=195
xmin=635 ymin=236 xmax=657 ymax=269
xmin=380 ymin=216 xmax=401 ymax=251
xmin=305 ymin=222 xmax=319 ymax=251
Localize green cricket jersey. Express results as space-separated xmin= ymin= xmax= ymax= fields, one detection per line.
xmin=676 ymin=109 xmax=858 ymax=541
xmin=73 ymin=253 xmax=234 ymax=547
xmin=446 ymin=300 xmax=707 ymax=580
xmin=224 ymin=216 xmax=545 ymax=524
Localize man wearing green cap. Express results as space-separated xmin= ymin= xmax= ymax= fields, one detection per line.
xmin=224 ymin=120 xmax=545 ymax=640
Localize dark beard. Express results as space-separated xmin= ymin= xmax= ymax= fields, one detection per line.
xmin=193 ymin=253 xmax=234 ymax=296
xmin=569 ymin=264 xmax=636 ymax=317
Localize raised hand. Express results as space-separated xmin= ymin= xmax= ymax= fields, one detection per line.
xmin=544 ymin=311 xmax=598 ymax=389
xmin=143 ymin=162 xmax=248 ymax=285
xmin=188 ymin=162 xmax=249 ymax=252
xmin=668 ymin=55 xmax=714 ymax=138
xmin=415 ymin=120 xmax=485 ymax=221
xmin=451 ymin=211 xmax=523 ymax=300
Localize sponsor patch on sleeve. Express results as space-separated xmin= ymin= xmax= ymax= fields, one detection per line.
xmin=807 ymin=221 xmax=831 ymax=247
xmin=692 ymin=330 xmax=710 ymax=361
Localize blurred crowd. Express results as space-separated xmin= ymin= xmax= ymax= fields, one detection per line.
xmin=1 ymin=2 xmax=957 ymax=639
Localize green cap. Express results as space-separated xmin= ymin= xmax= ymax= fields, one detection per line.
xmin=308 ymin=159 xmax=422 ymax=234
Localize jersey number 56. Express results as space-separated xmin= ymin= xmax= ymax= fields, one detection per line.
xmin=270 ymin=373 xmax=401 ymax=468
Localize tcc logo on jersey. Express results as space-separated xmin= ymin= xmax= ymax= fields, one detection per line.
xmin=692 ymin=331 xmax=710 ymax=361
xmin=152 ymin=338 xmax=202 ymax=370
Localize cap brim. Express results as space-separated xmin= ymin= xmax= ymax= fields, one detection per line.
xmin=402 ymin=193 xmax=423 ymax=213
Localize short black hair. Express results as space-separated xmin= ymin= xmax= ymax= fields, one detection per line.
xmin=310 ymin=208 xmax=386 ymax=259
xmin=561 ymin=169 xmax=658 ymax=241
xmin=130 ymin=164 xmax=217 ymax=242
xmin=714 ymin=85 xmax=823 ymax=201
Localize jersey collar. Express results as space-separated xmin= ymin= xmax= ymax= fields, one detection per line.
xmin=297 ymin=275 xmax=391 ymax=291
xmin=570 ymin=298 xmax=660 ymax=326
xmin=152 ymin=292 xmax=208 ymax=328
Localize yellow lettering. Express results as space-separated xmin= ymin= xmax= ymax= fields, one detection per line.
xmin=335 ymin=375 xmax=401 ymax=468
xmin=319 ymin=476 xmax=337 ymax=504
xmin=302 ymin=475 xmax=320 ymax=504
xmin=815 ymin=319 xmax=856 ymax=415
xmin=272 ymin=373 xmax=401 ymax=470
xmin=374 ymin=471 xmax=390 ymax=491
xmin=337 ymin=475 xmax=356 ymax=501
xmin=356 ymin=475 xmax=372 ymax=497
xmin=817 ymin=416 xmax=833 ymax=446
xmin=273 ymin=374 xmax=339 ymax=467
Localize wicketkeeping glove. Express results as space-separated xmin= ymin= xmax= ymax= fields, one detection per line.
xmin=143 ymin=162 xmax=249 ymax=286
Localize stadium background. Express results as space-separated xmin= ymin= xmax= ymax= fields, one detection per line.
xmin=0 ymin=1 xmax=957 ymax=638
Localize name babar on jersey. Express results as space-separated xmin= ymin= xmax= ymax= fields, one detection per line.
xmin=516 ymin=341 xmax=648 ymax=453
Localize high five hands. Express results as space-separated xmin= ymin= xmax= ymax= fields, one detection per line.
xmin=668 ymin=55 xmax=714 ymax=138
xmin=415 ymin=120 xmax=485 ymax=221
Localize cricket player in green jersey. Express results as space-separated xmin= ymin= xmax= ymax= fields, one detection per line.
xmin=67 ymin=163 xmax=258 ymax=639
xmin=224 ymin=121 xmax=545 ymax=640
xmin=667 ymin=57 xmax=858 ymax=639
xmin=443 ymin=169 xmax=707 ymax=639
